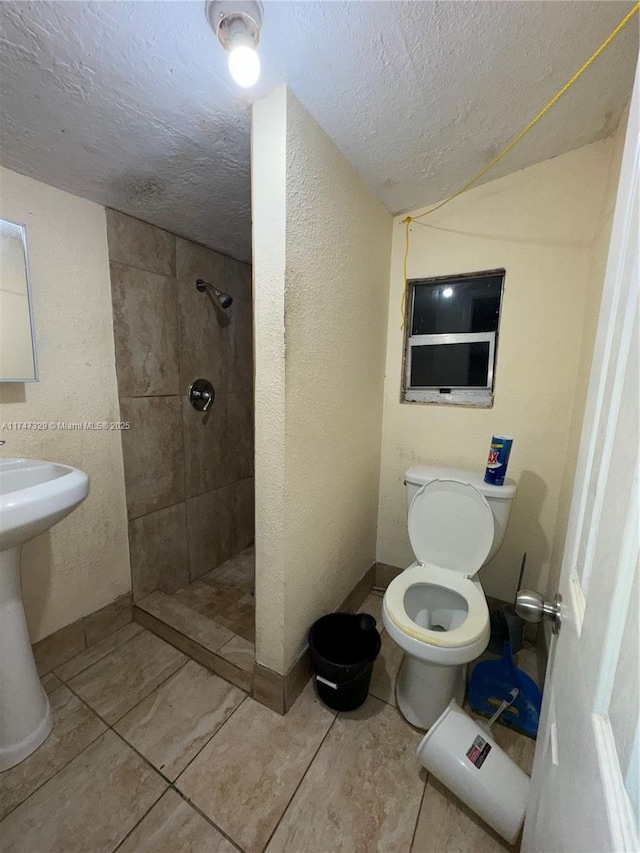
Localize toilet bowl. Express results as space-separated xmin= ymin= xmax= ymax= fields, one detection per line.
xmin=383 ymin=466 xmax=516 ymax=730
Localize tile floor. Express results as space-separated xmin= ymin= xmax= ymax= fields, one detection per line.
xmin=135 ymin=546 xmax=255 ymax=691
xmin=2 ymin=590 xmax=537 ymax=853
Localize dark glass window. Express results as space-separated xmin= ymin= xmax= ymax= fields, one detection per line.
xmin=410 ymin=341 xmax=490 ymax=388
xmin=411 ymin=274 xmax=502 ymax=335
xmin=404 ymin=269 xmax=504 ymax=402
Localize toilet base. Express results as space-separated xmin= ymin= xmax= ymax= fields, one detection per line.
xmin=396 ymin=654 xmax=466 ymax=730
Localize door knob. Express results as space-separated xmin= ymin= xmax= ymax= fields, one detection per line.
xmin=515 ymin=590 xmax=562 ymax=635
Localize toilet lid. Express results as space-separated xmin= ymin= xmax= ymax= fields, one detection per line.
xmin=408 ymin=479 xmax=494 ymax=575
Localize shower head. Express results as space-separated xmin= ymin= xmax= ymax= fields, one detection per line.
xmin=196 ymin=278 xmax=233 ymax=309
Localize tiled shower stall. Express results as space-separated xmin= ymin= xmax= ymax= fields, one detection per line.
xmin=106 ymin=210 xmax=254 ymax=600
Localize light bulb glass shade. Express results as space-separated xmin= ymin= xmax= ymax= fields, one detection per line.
xmin=228 ymin=45 xmax=260 ymax=87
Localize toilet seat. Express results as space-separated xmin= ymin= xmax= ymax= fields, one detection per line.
xmin=408 ymin=479 xmax=494 ymax=574
xmin=385 ymin=564 xmax=488 ymax=648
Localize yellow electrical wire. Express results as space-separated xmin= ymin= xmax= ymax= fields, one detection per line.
xmin=401 ymin=216 xmax=412 ymax=328
xmin=400 ymin=2 xmax=640 ymax=327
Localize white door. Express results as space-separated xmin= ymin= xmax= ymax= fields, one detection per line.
xmin=522 ymin=59 xmax=639 ymax=853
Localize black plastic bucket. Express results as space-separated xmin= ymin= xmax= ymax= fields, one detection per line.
xmin=308 ymin=612 xmax=381 ymax=712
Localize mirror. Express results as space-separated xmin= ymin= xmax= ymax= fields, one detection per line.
xmin=0 ymin=219 xmax=38 ymax=382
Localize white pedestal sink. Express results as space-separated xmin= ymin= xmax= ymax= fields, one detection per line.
xmin=0 ymin=458 xmax=89 ymax=771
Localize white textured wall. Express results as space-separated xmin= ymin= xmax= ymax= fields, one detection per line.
xmin=252 ymin=88 xmax=287 ymax=673
xmin=547 ymin=113 xmax=627 ymax=599
xmin=376 ymin=141 xmax=617 ymax=601
xmin=253 ymin=87 xmax=393 ymax=673
xmin=0 ymin=167 xmax=131 ymax=642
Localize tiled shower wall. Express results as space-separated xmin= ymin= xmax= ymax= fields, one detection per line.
xmin=106 ymin=210 xmax=254 ymax=600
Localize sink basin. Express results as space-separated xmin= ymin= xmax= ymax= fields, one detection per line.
xmin=0 ymin=457 xmax=90 ymax=770
xmin=1 ymin=458 xmax=89 ymax=550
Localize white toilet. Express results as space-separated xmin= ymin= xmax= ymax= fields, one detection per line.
xmin=382 ymin=464 xmax=516 ymax=730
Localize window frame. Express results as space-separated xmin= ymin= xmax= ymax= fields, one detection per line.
xmin=402 ymin=269 xmax=505 ymax=407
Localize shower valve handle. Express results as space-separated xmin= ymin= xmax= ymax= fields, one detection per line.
xmin=189 ymin=379 xmax=215 ymax=412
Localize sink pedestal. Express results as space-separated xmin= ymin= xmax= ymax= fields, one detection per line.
xmin=0 ymin=546 xmax=53 ymax=771
xmin=1 ymin=458 xmax=90 ymax=770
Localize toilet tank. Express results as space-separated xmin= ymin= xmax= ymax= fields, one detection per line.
xmin=405 ymin=464 xmax=517 ymax=565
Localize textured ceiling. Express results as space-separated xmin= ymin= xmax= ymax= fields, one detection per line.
xmin=0 ymin=1 xmax=637 ymax=262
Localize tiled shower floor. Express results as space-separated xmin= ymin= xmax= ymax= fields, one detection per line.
xmin=134 ymin=546 xmax=255 ymax=692
xmin=2 ymin=590 xmax=536 ymax=853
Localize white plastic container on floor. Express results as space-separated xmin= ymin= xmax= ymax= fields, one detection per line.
xmin=416 ymin=699 xmax=529 ymax=844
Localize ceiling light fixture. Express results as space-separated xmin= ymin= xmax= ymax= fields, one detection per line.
xmin=206 ymin=0 xmax=263 ymax=88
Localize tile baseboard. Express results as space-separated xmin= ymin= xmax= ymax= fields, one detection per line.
xmin=32 ymin=594 xmax=133 ymax=676
xmin=284 ymin=648 xmax=313 ymax=712
xmin=374 ymin=561 xmax=403 ymax=589
xmin=253 ymin=662 xmax=286 ymax=715
xmin=338 ymin=562 xmax=376 ymax=613
xmin=254 ymin=561 xmax=376 ymax=716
